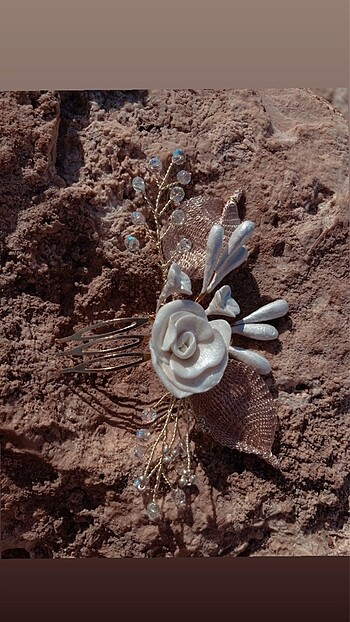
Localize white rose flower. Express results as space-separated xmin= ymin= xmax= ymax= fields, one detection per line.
xmin=149 ymin=299 xmax=231 ymax=398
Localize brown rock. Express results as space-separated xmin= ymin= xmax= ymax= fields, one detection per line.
xmin=0 ymin=89 xmax=348 ymax=557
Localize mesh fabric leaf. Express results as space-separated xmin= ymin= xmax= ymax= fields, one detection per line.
xmin=161 ymin=195 xmax=240 ymax=279
xmin=190 ymin=359 xmax=279 ymax=467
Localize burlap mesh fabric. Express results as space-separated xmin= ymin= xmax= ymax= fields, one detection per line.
xmin=161 ymin=195 xmax=241 ymax=278
xmin=190 ymin=359 xmax=279 ymax=467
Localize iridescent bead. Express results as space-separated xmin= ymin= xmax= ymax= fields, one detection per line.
xmin=172 ymin=149 xmax=185 ymax=165
xmin=136 ymin=428 xmax=151 ymax=442
xmin=146 ymin=501 xmax=161 ymax=521
xmin=171 ymin=209 xmax=186 ymax=225
xmin=148 ymin=157 xmax=162 ymax=173
xmin=132 ymin=444 xmax=146 ymax=459
xmin=132 ymin=176 xmax=146 ymax=193
xmin=130 ymin=211 xmax=146 ymax=225
xmin=133 ymin=474 xmax=148 ymax=493
xmin=170 ymin=186 xmax=185 ymax=204
xmin=176 ymin=238 xmax=192 ymax=253
xmin=124 ymin=235 xmax=140 ymax=252
xmin=141 ymin=408 xmax=158 ymax=424
xmin=176 ymin=170 xmax=191 ymax=185
xmin=173 ymin=488 xmax=186 ymax=508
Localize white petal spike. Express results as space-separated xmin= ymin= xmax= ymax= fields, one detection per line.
xmin=231 ymin=323 xmax=278 ymax=341
xmin=227 ymin=220 xmax=255 ymax=255
xmin=207 ymin=246 xmax=248 ymax=293
xmin=201 ymin=224 xmax=224 ymax=293
xmin=215 ymin=220 xmax=255 ymax=274
xmin=228 ymin=346 xmax=272 ymax=375
xmin=236 ymin=299 xmax=289 ymax=324
xmin=205 ymin=285 xmax=240 ymax=318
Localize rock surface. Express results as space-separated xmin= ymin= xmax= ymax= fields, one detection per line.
xmin=0 ymin=89 xmax=348 ymax=558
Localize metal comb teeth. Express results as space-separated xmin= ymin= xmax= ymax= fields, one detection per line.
xmin=57 ymin=316 xmax=151 ymax=373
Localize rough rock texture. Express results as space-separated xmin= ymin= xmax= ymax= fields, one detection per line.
xmin=0 ymin=89 xmax=349 ymax=558
xmin=311 ymin=88 xmax=348 ymax=118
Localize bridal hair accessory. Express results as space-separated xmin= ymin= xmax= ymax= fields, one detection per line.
xmin=58 ymin=149 xmax=289 ymax=521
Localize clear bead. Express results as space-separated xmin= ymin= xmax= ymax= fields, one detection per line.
xmin=133 ymin=444 xmax=146 ymax=459
xmin=176 ymin=238 xmax=192 ymax=253
xmin=132 ymin=176 xmax=146 ymax=193
xmin=177 ymin=170 xmax=191 ymax=185
xmin=130 ymin=211 xmax=146 ymax=225
xmin=173 ymin=488 xmax=186 ymax=508
xmin=141 ymin=408 xmax=158 ymax=424
xmin=148 ymin=157 xmax=162 ymax=173
xmin=136 ymin=428 xmax=151 ymax=442
xmin=146 ymin=501 xmax=161 ymax=521
xmin=171 ymin=209 xmax=186 ymax=225
xmin=124 ymin=235 xmax=140 ymax=252
xmin=172 ymin=149 xmax=185 ymax=165
xmin=170 ymin=186 xmax=185 ymax=204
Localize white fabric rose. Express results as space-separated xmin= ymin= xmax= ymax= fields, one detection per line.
xmin=149 ymin=299 xmax=231 ymax=398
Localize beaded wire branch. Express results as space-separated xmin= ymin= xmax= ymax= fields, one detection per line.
xmin=58 ymin=149 xmax=289 ymax=522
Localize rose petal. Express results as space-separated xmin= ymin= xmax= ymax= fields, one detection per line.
xmin=172 ymin=331 xmax=197 ymax=359
xmin=169 ymin=335 xmax=226 ymax=380
xmin=210 ymin=318 xmax=232 ymax=349
xmin=174 ymin=314 xmax=213 ymax=342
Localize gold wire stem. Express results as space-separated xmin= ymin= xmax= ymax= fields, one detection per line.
xmin=143 ymin=399 xmax=175 ymax=477
xmin=162 ymin=472 xmax=172 ymax=488
xmin=152 ymin=458 xmax=164 ymax=501
xmin=168 ymin=412 xmax=179 ymax=449
xmin=155 ymin=161 xmax=174 ymax=213
xmin=152 ymin=393 xmax=171 ymax=410
xmin=185 ymin=430 xmax=191 ymax=472
xmin=158 ymin=199 xmax=173 ymax=217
